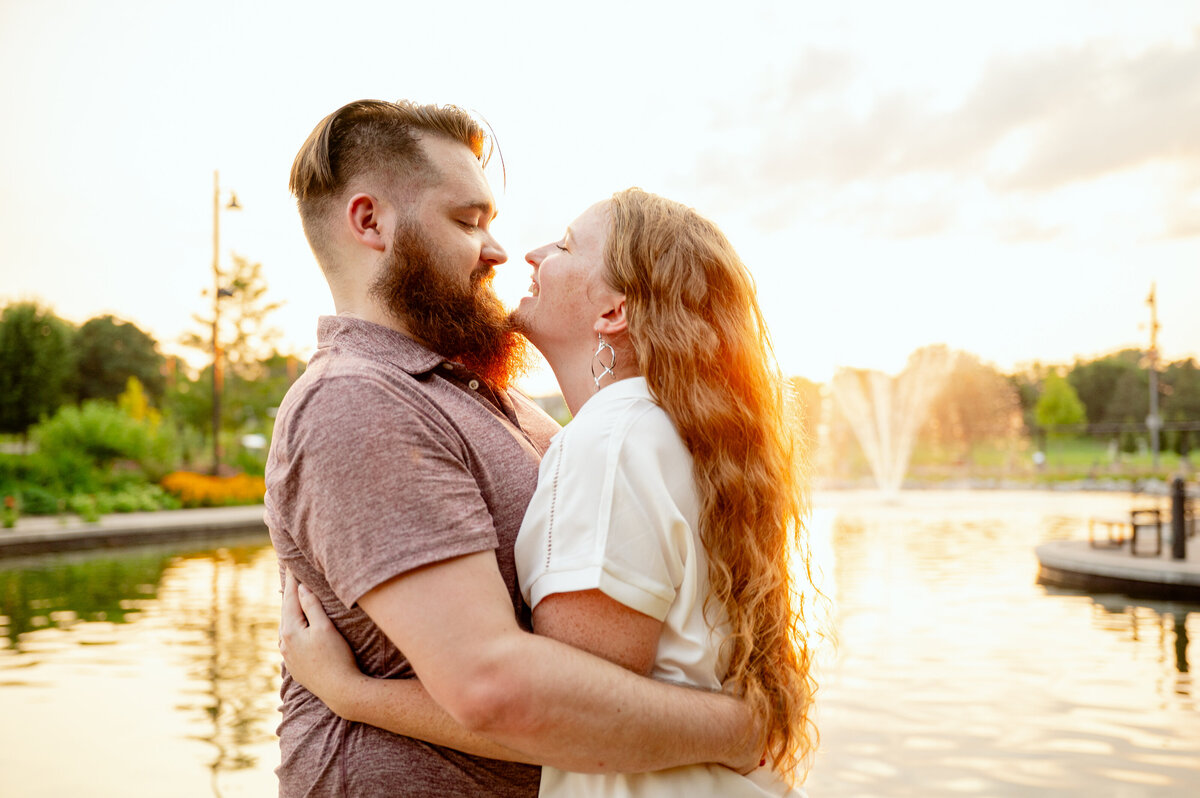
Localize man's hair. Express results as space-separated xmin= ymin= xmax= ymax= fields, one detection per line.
xmin=289 ymin=99 xmax=487 ymax=269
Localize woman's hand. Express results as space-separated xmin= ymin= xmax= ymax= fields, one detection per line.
xmin=278 ymin=568 xmax=538 ymax=764
xmin=279 ymin=569 xmax=367 ymax=718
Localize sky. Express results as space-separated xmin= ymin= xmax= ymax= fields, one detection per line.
xmin=1 ymin=0 xmax=1198 ymax=395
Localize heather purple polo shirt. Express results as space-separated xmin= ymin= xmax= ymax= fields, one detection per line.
xmin=266 ymin=315 xmax=560 ymax=797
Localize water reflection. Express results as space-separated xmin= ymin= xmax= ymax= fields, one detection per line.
xmin=1084 ymin=593 xmax=1196 ymax=704
xmin=170 ymin=545 xmax=283 ymax=779
xmin=806 ymin=491 xmax=1200 ymax=796
xmin=0 ymin=550 xmax=169 ymax=643
xmin=2 ymin=494 xmax=1199 ymax=796
xmin=0 ymin=534 xmax=281 ymax=798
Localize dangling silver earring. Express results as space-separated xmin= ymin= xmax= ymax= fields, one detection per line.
xmin=591 ymin=333 xmax=616 ymax=390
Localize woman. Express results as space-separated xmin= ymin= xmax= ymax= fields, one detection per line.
xmin=281 ymin=188 xmax=818 ymax=794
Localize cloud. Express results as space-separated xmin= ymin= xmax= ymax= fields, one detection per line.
xmin=694 ymin=36 xmax=1200 ymax=235
xmin=992 ymin=216 xmax=1065 ymax=243
xmin=1162 ymin=208 xmax=1200 ymax=239
xmin=990 ymin=42 xmax=1200 ymax=190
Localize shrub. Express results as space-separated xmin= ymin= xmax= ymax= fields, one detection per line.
xmin=67 ymin=493 xmax=102 ymax=523
xmin=33 ymin=401 xmax=152 ymax=466
xmin=36 ymin=449 xmax=102 ymax=493
xmin=109 ymin=484 xmax=180 ymax=513
xmin=18 ymin=485 xmax=61 ymax=515
xmin=231 ymin=445 xmax=268 ymax=477
xmin=30 ymin=399 xmax=179 ymax=484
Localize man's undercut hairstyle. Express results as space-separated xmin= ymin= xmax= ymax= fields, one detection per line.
xmin=289 ymin=99 xmax=487 ymax=268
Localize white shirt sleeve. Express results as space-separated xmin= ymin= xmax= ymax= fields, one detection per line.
xmin=515 ymin=401 xmax=696 ymax=622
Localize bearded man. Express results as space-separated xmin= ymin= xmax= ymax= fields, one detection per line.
xmin=266 ymin=100 xmax=757 ymax=797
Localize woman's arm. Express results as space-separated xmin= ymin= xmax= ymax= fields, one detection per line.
xmin=280 ymin=570 xmax=537 ymax=763
xmin=529 ymin=588 xmax=663 ymax=676
xmin=279 ymin=572 xmax=666 ymax=764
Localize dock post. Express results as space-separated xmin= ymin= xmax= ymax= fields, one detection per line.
xmin=1172 ymin=477 xmax=1187 ymax=561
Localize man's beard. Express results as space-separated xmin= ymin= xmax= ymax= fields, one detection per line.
xmin=370 ymin=221 xmax=529 ymax=391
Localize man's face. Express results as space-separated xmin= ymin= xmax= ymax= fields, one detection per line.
xmin=369 ymin=138 xmax=527 ymax=388
xmin=408 ymin=136 xmax=506 ymax=291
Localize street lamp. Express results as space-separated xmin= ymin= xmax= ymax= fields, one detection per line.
xmin=1146 ymin=283 xmax=1161 ymax=471
xmin=211 ymin=170 xmax=241 ymax=475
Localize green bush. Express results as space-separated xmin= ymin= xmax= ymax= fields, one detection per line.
xmin=38 ymin=449 xmax=101 ymax=493
xmin=230 ymin=445 xmax=268 ymax=477
xmin=0 ymin=426 xmax=184 ymax=517
xmin=67 ymin=493 xmax=102 ymax=523
xmin=18 ymin=485 xmax=61 ymax=515
xmin=108 ymin=484 xmax=179 ymax=513
xmin=33 ymin=401 xmax=153 ymax=467
xmin=30 ymin=400 xmax=180 ymax=482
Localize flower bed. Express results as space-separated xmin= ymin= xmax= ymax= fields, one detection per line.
xmin=160 ymin=472 xmax=266 ymax=508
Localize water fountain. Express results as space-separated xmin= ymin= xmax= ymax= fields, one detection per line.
xmin=830 ymin=346 xmax=955 ymax=494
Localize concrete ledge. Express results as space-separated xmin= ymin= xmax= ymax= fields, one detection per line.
xmin=1035 ymin=539 xmax=1200 ymax=600
xmin=0 ymin=505 xmax=268 ymax=558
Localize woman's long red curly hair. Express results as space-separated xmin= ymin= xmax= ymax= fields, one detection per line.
xmin=604 ymin=188 xmax=818 ymax=779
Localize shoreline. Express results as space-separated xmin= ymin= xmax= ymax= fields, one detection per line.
xmin=0 ymin=504 xmax=267 ymax=558
xmin=1 ymin=481 xmax=1194 ymax=559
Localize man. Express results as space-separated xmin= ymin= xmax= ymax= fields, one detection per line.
xmin=267 ymin=99 xmax=757 ymax=796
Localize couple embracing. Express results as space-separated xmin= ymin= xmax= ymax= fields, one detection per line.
xmin=266 ymin=99 xmax=818 ymax=797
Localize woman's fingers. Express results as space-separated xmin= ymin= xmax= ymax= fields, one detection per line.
xmin=281 ymin=569 xmax=307 ymax=632
xmin=274 ymin=570 xmax=360 ymax=707
xmin=296 ymin=579 xmax=333 ymax=632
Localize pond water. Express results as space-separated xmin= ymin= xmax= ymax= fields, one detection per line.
xmin=0 ymin=491 xmax=1197 ymax=797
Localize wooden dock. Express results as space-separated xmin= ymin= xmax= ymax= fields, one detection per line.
xmin=1036 ymin=528 xmax=1200 ymax=601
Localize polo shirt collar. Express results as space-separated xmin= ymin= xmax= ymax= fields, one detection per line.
xmin=316 ymin=315 xmax=443 ymax=375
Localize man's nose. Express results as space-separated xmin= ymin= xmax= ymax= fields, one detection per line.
xmin=482 ymin=232 xmax=507 ymax=266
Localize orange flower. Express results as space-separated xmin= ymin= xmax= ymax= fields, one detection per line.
xmin=160 ymin=472 xmax=265 ymax=508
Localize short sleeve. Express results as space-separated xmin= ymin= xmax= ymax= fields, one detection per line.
xmin=285 ymin=376 xmax=499 ymax=607
xmin=514 ymin=403 xmax=695 ymax=622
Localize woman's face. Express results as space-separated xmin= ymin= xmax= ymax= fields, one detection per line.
xmin=514 ymin=201 xmax=620 ymax=353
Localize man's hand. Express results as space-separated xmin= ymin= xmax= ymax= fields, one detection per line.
xmin=720 ymin=699 xmax=767 ymax=775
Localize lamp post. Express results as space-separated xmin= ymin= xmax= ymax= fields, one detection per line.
xmin=211 ymin=170 xmax=241 ymax=475
xmin=1146 ymin=283 xmax=1161 ymax=472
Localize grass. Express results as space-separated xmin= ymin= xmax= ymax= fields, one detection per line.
xmin=829 ymin=435 xmax=1194 ymax=488
xmin=1037 ymin=436 xmax=1187 ymax=475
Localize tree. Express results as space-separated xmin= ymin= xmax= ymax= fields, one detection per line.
xmin=0 ymin=302 xmax=75 ymax=436
xmin=183 ymin=254 xmax=283 ymax=379
xmin=73 ymin=315 xmax=166 ymax=403
xmin=161 ymin=368 xmax=211 ymax=469
xmin=1162 ymin=358 xmax=1200 ymax=456
xmin=921 ymin=353 xmax=1024 ymax=461
xmin=1105 ymin=367 xmax=1150 ymax=425
xmin=1009 ymin=361 xmax=1053 ymax=433
xmin=1035 ymin=373 xmax=1086 ymax=431
xmin=222 ymin=351 xmax=303 ymax=431
xmin=1162 ymin=358 xmax=1200 ymax=420
xmin=181 ymin=254 xmax=284 ymax=473
xmin=1067 ymin=349 xmax=1142 ymax=425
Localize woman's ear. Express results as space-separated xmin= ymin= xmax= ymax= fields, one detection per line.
xmin=346 ymin=193 xmax=388 ymax=252
xmin=595 ymin=295 xmax=628 ymax=336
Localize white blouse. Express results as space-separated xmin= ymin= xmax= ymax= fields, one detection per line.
xmin=514 ymin=377 xmax=804 ymax=797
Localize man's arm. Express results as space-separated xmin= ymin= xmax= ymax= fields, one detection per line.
xmin=357 ymin=550 xmax=762 ymax=774
xmin=281 ymin=570 xmax=539 ymax=763
xmin=283 ymin=580 xmax=665 ymax=766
